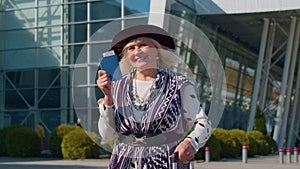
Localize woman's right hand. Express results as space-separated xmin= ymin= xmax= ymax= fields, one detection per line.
xmin=97 ymin=70 xmax=113 ymax=105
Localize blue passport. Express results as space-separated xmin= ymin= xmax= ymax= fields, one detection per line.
xmin=99 ymin=51 xmax=122 ymax=81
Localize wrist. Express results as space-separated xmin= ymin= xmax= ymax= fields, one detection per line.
xmin=104 ymin=95 xmax=113 ymax=106
xmin=185 ymin=137 xmax=198 ymax=152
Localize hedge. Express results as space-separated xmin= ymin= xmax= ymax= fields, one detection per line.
xmin=5 ymin=126 xmax=41 ymax=157
xmin=0 ymin=125 xmax=27 ymax=156
xmin=264 ymin=135 xmax=278 ymax=154
xmin=247 ymin=130 xmax=269 ymax=155
xmin=228 ymin=129 xmax=258 ymax=157
xmin=196 ymin=128 xmax=277 ymax=160
xmin=48 ymin=124 xmax=79 ymax=157
xmin=195 ymin=134 xmax=221 ymax=160
xmin=61 ymin=128 xmax=100 ymax=159
xmin=212 ymin=128 xmax=240 ymax=158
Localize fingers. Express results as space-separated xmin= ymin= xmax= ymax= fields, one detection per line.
xmin=174 ymin=140 xmax=196 ymax=163
xmin=177 ymin=150 xmax=194 ymax=163
xmin=98 ymin=70 xmax=109 ymax=80
xmin=97 ymin=70 xmax=112 ymax=95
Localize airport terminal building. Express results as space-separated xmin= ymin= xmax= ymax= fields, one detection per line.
xmin=1 ymin=0 xmax=300 ymax=148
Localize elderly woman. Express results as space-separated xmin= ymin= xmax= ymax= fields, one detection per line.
xmin=97 ymin=24 xmax=211 ymax=169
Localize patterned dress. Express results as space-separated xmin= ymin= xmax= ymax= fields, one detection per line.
xmin=98 ymin=69 xmax=211 ymax=169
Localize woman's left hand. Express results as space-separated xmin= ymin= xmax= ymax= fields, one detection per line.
xmin=174 ymin=139 xmax=196 ymax=163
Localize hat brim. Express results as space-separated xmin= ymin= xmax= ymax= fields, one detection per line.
xmin=111 ymin=25 xmax=175 ymax=60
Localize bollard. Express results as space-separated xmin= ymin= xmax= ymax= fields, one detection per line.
xmin=294 ymin=147 xmax=299 ymax=163
xmin=287 ymin=148 xmax=291 ymax=163
xmin=279 ymin=148 xmax=284 ymax=164
xmin=171 ymin=152 xmax=178 ymax=169
xmin=205 ymin=147 xmax=210 ymax=163
xmin=242 ymin=144 xmax=248 ymax=164
xmin=189 ymin=160 xmax=194 ymax=169
xmin=170 ymin=153 xmax=194 ymax=169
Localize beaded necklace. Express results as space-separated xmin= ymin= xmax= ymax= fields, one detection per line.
xmin=132 ymin=79 xmax=155 ymax=108
xmin=130 ymin=70 xmax=156 ymax=110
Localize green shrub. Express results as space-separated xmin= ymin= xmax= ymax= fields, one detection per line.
xmin=247 ymin=130 xmax=269 ymax=155
xmin=195 ymin=134 xmax=221 ymax=161
xmin=228 ymin=129 xmax=243 ymax=156
xmin=212 ymin=128 xmax=240 ymax=158
xmin=254 ymin=107 xmax=267 ymax=135
xmin=48 ymin=124 xmax=79 ymax=157
xmin=5 ymin=126 xmax=41 ymax=157
xmin=61 ymin=128 xmax=100 ymax=159
xmin=264 ymin=135 xmax=278 ymax=154
xmin=228 ymin=129 xmax=257 ymax=157
xmin=0 ymin=124 xmax=28 ymax=156
xmin=0 ymin=128 xmax=3 ymax=156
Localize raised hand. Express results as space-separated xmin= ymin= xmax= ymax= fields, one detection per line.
xmin=97 ymin=70 xmax=113 ymax=105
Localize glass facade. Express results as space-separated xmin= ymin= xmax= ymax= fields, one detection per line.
xmin=0 ymin=0 xmax=151 ymax=136
xmin=167 ymin=4 xmax=251 ymax=130
xmin=168 ymin=0 xmax=294 ymax=130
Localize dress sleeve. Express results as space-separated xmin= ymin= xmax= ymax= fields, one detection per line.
xmin=97 ymin=98 xmax=117 ymax=141
xmin=181 ymin=84 xmax=212 ymax=151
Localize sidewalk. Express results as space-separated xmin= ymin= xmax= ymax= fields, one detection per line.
xmin=196 ymin=155 xmax=299 ymax=169
xmin=0 ymin=155 xmax=299 ymax=169
xmin=0 ymin=157 xmax=108 ymax=169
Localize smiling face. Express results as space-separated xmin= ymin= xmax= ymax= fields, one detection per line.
xmin=123 ymin=37 xmax=159 ymax=71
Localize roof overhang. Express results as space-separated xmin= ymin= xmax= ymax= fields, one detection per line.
xmin=196 ymin=0 xmax=300 ymax=14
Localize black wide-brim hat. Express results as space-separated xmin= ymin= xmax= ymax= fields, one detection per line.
xmin=111 ymin=24 xmax=175 ymax=60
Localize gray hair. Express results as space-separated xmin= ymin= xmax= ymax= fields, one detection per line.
xmin=119 ymin=37 xmax=179 ymax=74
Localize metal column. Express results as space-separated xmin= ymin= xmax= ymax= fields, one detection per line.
xmin=86 ymin=0 xmax=92 ymax=131
xmin=280 ymin=18 xmax=298 ymax=148
xmin=61 ymin=69 xmax=68 ymax=124
xmin=247 ymin=18 xmax=269 ymax=131
xmin=233 ymin=63 xmax=242 ymax=125
xmin=121 ymin=0 xmax=124 ymax=29
xmin=148 ymin=0 xmax=167 ymax=26
xmin=60 ymin=1 xmax=68 ymax=124
xmin=34 ymin=69 xmax=40 ymax=127
xmin=259 ymin=22 xmax=276 ymax=110
xmin=33 ymin=0 xmax=39 ymax=126
xmin=287 ymin=22 xmax=300 ymax=148
xmin=0 ymin=71 xmax=4 ymax=129
xmin=273 ymin=17 xmax=297 ymax=144
xmin=69 ymin=1 xmax=75 ymax=124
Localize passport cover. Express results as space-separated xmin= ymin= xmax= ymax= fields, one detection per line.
xmin=100 ymin=50 xmax=122 ymax=80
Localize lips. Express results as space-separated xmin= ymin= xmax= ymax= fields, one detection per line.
xmin=135 ymin=55 xmax=147 ymax=62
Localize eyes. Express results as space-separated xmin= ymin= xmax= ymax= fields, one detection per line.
xmin=127 ymin=43 xmax=148 ymax=52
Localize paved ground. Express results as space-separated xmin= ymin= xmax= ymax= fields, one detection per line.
xmin=197 ymin=155 xmax=299 ymax=169
xmin=0 ymin=155 xmax=299 ymax=169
